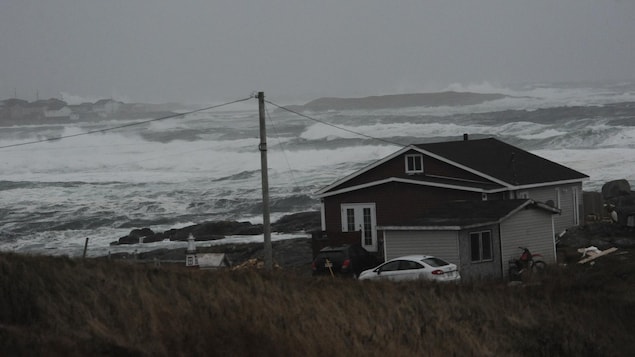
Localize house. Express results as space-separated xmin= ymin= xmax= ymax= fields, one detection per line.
xmin=315 ymin=136 xmax=588 ymax=280
xmin=184 ymin=234 xmax=231 ymax=269
xmin=43 ymin=100 xmax=72 ymax=119
xmin=379 ymin=199 xmax=560 ymax=280
xmin=93 ymin=99 xmax=122 ymax=117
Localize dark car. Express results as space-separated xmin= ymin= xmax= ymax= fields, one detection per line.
xmin=311 ymin=244 xmax=378 ymax=278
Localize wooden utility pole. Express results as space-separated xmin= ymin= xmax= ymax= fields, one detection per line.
xmin=82 ymin=237 xmax=89 ymax=259
xmin=258 ymin=92 xmax=273 ymax=270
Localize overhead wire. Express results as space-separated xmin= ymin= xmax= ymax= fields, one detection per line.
xmin=265 ymin=103 xmax=300 ymax=190
xmin=0 ymin=96 xmax=253 ymax=150
xmin=264 ymin=99 xmax=407 ymax=148
xmin=2 ymin=95 xmax=409 ymax=173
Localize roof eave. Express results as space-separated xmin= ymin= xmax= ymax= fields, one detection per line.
xmin=378 ymin=225 xmax=462 ymax=231
xmin=317 ymin=177 xmax=498 ymax=199
xmin=378 ymin=199 xmax=559 ymax=231
xmin=315 ymin=144 xmax=410 ymax=195
xmin=508 ymin=177 xmax=589 ymax=191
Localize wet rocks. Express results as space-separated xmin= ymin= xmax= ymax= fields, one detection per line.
xmin=112 ymin=211 xmax=321 ymax=245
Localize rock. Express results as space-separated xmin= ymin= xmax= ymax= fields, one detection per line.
xmin=116 ymin=228 xmax=157 ymax=245
xmin=602 ymin=179 xmax=631 ymax=200
xmin=116 ymin=211 xmax=321 ymax=245
xmin=272 ymin=211 xmax=321 ymax=233
xmin=559 ymin=223 xmax=635 ymax=250
xmin=188 ymin=221 xmax=263 ymax=240
xmin=614 ymin=238 xmax=635 ymax=249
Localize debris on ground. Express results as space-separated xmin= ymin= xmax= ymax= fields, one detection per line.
xmin=230 ymin=258 xmax=281 ymax=271
xmin=578 ymin=246 xmax=619 ymax=264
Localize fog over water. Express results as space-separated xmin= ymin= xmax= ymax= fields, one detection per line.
xmin=1 ymin=1 xmax=634 ymax=103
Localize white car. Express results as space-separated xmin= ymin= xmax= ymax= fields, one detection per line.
xmin=358 ymin=255 xmax=461 ymax=282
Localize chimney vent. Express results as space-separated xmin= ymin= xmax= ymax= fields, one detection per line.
xmin=463 ymin=133 xmax=469 ymax=141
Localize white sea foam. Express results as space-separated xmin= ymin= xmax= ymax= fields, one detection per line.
xmin=533 ymin=148 xmax=635 ymax=191
xmin=2 ymin=82 xmax=635 ymax=257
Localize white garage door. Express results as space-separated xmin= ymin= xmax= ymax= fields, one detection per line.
xmin=384 ymin=230 xmax=460 ymax=264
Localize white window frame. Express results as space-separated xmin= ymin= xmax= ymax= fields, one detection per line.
xmin=469 ymin=230 xmax=493 ymax=263
xmin=405 ymin=154 xmax=424 ymax=174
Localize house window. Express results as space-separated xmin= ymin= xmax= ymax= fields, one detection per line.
xmin=363 ymin=207 xmax=372 ymax=246
xmin=346 ymin=208 xmax=355 ymax=231
xmin=405 ymin=154 xmax=423 ymax=174
xmin=470 ymin=231 xmax=493 ymax=262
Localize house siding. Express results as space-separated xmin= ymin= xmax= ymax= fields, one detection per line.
xmin=323 ymin=182 xmax=484 ymax=237
xmin=522 ymin=183 xmax=583 ymax=233
xmin=458 ymin=224 xmax=503 ymax=280
xmin=383 ymin=230 xmax=459 ymax=265
xmin=330 ymin=149 xmax=492 ymax=192
xmin=500 ymin=208 xmax=556 ymax=279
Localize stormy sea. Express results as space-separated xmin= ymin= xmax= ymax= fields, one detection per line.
xmin=1 ymin=82 xmax=634 ymax=257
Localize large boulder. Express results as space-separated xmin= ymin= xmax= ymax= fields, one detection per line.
xmin=115 ymin=228 xmax=158 ymax=245
xmin=189 ymin=221 xmax=263 ymax=240
xmin=602 ymin=179 xmax=631 ymax=200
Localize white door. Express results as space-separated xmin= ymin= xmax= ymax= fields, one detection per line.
xmin=341 ymin=203 xmax=377 ymax=252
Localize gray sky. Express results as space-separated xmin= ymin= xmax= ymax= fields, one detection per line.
xmin=1 ymin=0 xmax=634 ymax=104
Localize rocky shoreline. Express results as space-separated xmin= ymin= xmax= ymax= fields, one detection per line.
xmin=111 ymin=211 xmax=321 ymax=245
xmin=108 ymin=180 xmax=635 ymax=272
xmin=107 ymin=211 xmax=321 ymax=273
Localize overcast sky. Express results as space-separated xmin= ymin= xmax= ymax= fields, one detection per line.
xmin=1 ymin=0 xmax=634 ymax=104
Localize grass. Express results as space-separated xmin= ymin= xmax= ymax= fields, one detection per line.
xmin=1 ymin=250 xmax=634 ymax=356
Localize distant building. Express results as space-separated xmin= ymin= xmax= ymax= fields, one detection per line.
xmin=184 ymin=234 xmax=231 ymax=269
xmin=44 ymin=106 xmax=72 ymax=119
xmin=93 ymin=99 xmax=122 ymax=117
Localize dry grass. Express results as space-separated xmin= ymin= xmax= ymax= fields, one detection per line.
xmin=1 ymin=251 xmax=634 ymax=356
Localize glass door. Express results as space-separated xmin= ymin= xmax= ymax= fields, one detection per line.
xmin=341 ymin=203 xmax=377 ymax=252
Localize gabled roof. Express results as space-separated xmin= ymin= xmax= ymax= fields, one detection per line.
xmin=317 ymin=137 xmax=588 ymax=197
xmin=196 ymin=253 xmax=230 ymax=269
xmin=415 ymin=138 xmax=588 ymax=186
xmin=378 ymin=199 xmax=560 ymax=231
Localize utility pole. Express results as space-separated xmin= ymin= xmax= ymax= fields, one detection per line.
xmin=258 ymin=92 xmax=273 ymax=270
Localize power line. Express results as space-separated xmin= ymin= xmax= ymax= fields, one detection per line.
xmin=0 ymin=96 xmax=253 ymax=150
xmin=264 ymin=99 xmax=406 ymax=147
xmin=265 ymin=104 xmax=299 ymax=190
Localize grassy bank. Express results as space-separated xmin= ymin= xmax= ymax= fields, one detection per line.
xmin=1 ymin=251 xmax=634 ymax=356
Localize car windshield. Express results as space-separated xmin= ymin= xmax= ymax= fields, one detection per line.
xmin=422 ymin=257 xmax=450 ymax=267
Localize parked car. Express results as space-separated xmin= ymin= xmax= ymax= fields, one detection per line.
xmin=311 ymin=244 xmax=378 ymax=277
xmin=358 ymin=255 xmax=460 ymax=282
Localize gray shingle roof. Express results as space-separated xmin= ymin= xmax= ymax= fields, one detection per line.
xmin=401 ymin=199 xmax=553 ymax=228
xmin=415 ymin=138 xmax=588 ymax=185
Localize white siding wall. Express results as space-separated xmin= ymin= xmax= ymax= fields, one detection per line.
xmin=500 ymin=208 xmax=556 ymax=278
xmin=383 ymin=230 xmax=460 ymax=265
xmin=525 ymin=184 xmax=583 ymax=234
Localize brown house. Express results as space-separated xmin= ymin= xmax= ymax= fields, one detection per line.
xmin=315 ymin=137 xmax=589 ymax=279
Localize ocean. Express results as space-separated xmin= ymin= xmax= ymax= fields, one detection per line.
xmin=1 ymin=82 xmax=634 ymax=257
